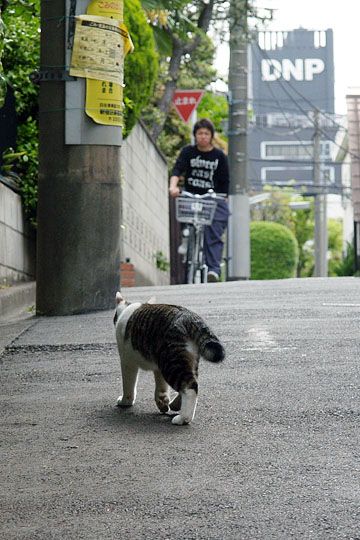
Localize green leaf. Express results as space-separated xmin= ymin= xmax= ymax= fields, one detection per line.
xmin=152 ymin=25 xmax=173 ymax=55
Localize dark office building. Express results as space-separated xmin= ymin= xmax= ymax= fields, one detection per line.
xmin=248 ymin=28 xmax=341 ymax=193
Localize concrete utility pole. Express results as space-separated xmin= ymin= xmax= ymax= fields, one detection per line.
xmin=313 ymin=109 xmax=328 ymax=277
xmin=36 ymin=0 xmax=122 ymax=315
xmin=227 ymin=0 xmax=250 ymax=280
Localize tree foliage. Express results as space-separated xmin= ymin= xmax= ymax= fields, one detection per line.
xmin=123 ymin=0 xmax=158 ymax=137
xmin=140 ymin=1 xmax=268 ymax=142
xmin=141 ymin=0 xmax=222 ymax=140
xmin=327 ymin=219 xmax=343 ymax=277
xmin=141 ymin=7 xmax=228 ymax=167
xmin=197 ymin=91 xmax=228 ymax=139
xmin=2 ymin=0 xmax=39 ymax=226
xmin=141 ymin=28 xmax=220 ymax=167
xmin=0 ymin=5 xmax=6 ymax=107
xmin=334 ymin=241 xmax=356 ymax=276
xmin=250 ymin=187 xmax=348 ymax=278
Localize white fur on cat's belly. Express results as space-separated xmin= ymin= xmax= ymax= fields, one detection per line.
xmin=171 ymin=389 xmax=198 ymax=425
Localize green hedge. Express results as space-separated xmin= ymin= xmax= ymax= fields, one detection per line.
xmin=250 ymin=221 xmax=299 ymax=280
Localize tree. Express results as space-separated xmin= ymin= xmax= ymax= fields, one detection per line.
xmin=250 ymin=187 xmax=315 ymax=277
xmin=327 ymin=219 xmax=343 ymax=277
xmin=141 ymin=0 xmax=271 ymax=141
xmin=334 ymin=241 xmax=356 ymax=276
xmin=141 ymin=0 xmax=222 ymax=140
xmin=141 ymin=23 xmax=219 ymax=169
xmin=197 ymin=91 xmax=228 ymax=139
xmin=0 ymin=2 xmax=7 ymax=107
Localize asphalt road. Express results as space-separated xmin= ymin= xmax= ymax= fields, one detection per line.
xmin=1 ymin=278 xmax=359 ymax=539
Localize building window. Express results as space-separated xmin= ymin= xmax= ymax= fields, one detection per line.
xmin=262 ymin=141 xmax=332 ymax=160
xmin=264 ymin=143 xmax=313 ymax=159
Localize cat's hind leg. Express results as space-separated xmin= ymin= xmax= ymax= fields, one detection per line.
xmin=169 ymin=393 xmax=182 ymax=412
xmin=117 ymin=359 xmax=139 ymax=408
xmin=154 ymin=370 xmax=170 ymax=413
xmin=172 ymin=386 xmax=198 ymax=426
xmin=160 ymin=346 xmax=199 ymax=425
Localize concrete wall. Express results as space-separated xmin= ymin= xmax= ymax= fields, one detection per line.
xmin=0 ymin=180 xmax=35 ymax=285
xmin=121 ymin=122 xmax=170 ymax=286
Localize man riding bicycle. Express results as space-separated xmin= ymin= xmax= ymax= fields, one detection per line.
xmin=169 ymin=118 xmax=230 ymax=282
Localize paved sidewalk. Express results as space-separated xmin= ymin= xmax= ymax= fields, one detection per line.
xmin=1 ymin=278 xmax=359 ymax=539
xmin=0 ymin=281 xmax=36 ymax=355
xmin=0 ymin=281 xmax=36 ymax=321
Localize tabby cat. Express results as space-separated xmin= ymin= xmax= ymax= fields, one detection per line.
xmin=113 ymin=292 xmax=225 ymax=425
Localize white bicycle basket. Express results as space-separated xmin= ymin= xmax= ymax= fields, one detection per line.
xmin=175 ymin=197 xmax=217 ymax=225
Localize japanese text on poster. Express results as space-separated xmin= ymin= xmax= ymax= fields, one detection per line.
xmin=70 ymin=15 xmax=125 ymax=85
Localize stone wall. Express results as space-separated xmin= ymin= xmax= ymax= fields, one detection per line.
xmin=121 ymin=122 xmax=170 ymax=286
xmin=0 ymin=180 xmax=35 ymax=285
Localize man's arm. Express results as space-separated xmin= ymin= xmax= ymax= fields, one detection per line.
xmin=169 ymin=175 xmax=181 ymax=198
xmin=169 ymin=147 xmax=190 ymax=197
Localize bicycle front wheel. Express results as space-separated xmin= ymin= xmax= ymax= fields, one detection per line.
xmin=185 ymin=226 xmax=196 ymax=284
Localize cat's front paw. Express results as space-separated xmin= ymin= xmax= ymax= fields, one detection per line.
xmin=117 ymin=395 xmax=135 ymax=408
xmin=171 ymin=414 xmax=190 ymax=426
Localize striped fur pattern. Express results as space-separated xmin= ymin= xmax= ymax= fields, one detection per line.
xmin=114 ymin=292 xmax=224 ymax=425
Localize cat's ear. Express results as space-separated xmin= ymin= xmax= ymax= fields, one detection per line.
xmin=116 ymin=291 xmax=125 ymax=305
xmin=147 ymin=296 xmax=156 ymax=304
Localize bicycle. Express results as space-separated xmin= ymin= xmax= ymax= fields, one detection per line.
xmin=175 ymin=190 xmax=225 ymax=284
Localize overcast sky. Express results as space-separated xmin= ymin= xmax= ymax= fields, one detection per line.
xmin=215 ymin=0 xmax=360 ymax=114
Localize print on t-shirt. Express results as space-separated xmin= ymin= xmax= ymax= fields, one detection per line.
xmin=187 ymin=155 xmax=219 ymax=190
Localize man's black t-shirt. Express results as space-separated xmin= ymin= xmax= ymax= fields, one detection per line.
xmin=172 ymin=145 xmax=229 ymax=195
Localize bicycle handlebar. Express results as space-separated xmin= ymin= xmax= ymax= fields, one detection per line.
xmin=180 ymin=189 xmax=227 ymax=200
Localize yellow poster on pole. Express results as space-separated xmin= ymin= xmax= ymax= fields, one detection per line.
xmin=69 ymin=0 xmax=133 ymax=127
xmin=87 ymin=0 xmax=123 ymax=20
xmin=85 ymin=79 xmax=123 ymax=126
xmin=70 ymin=15 xmax=124 ymax=85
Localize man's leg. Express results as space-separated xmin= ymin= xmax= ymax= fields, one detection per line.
xmin=204 ymin=201 xmax=229 ymax=278
xmin=204 ymin=219 xmax=227 ymax=277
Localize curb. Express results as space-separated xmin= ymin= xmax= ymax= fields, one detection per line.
xmin=0 ymin=281 xmax=36 ymax=320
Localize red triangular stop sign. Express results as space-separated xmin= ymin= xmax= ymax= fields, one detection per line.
xmin=172 ymin=90 xmax=205 ymax=123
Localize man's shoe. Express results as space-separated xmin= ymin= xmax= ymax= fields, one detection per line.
xmin=177 ymin=240 xmax=188 ymax=255
xmin=207 ymin=271 xmax=219 ymax=283
xmin=178 ymin=228 xmax=189 ymax=255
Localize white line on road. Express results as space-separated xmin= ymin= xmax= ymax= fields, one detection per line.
xmin=322 ymin=303 xmax=360 ymax=307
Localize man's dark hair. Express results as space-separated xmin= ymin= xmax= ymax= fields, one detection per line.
xmin=193 ymin=118 xmax=215 ymax=138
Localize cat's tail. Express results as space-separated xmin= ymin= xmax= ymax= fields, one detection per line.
xmin=200 ymin=337 xmax=225 ymax=363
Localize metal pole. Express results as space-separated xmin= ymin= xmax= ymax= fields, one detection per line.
xmin=355 ymin=221 xmax=360 ymax=273
xmin=227 ymin=0 xmax=250 ymax=280
xmin=190 ymin=108 xmax=197 ymax=145
xmin=313 ymin=109 xmax=328 ymax=277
